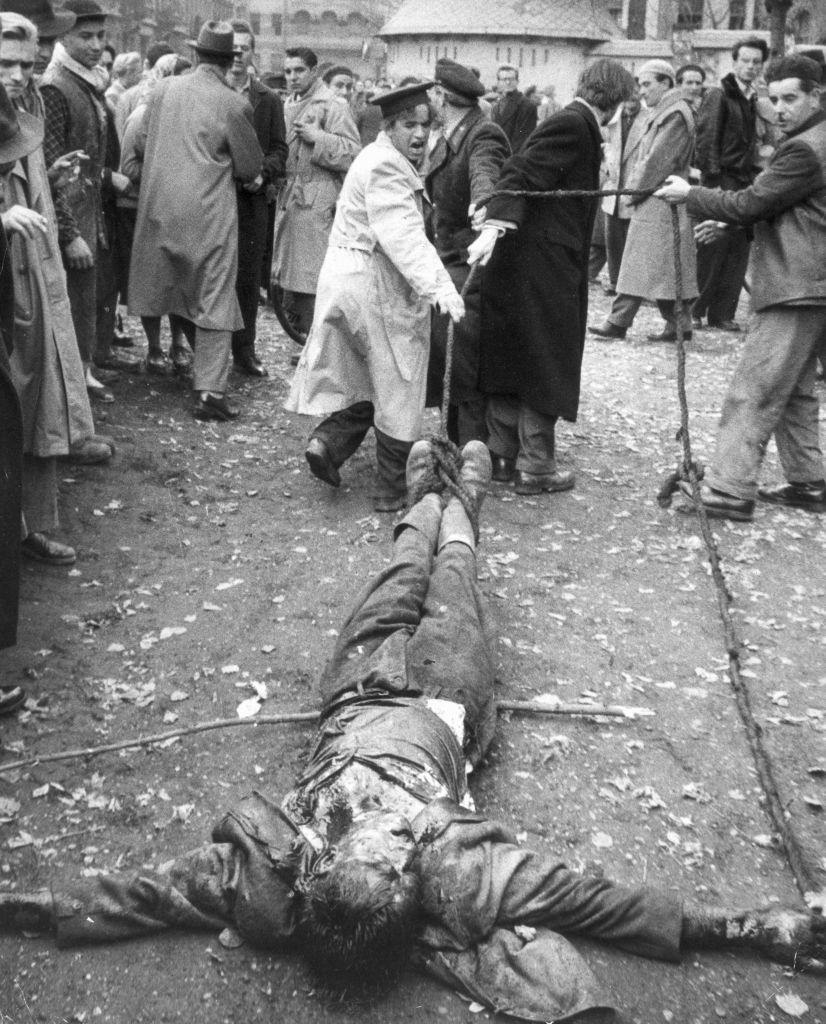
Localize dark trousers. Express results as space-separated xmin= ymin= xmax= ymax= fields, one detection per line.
xmin=320 ymin=495 xmax=496 ymax=761
xmin=282 ymin=290 xmax=315 ymax=337
xmin=694 ymin=226 xmax=750 ymax=324
xmin=605 ymin=215 xmax=629 ymax=291
xmin=232 ymin=191 xmax=268 ymax=362
xmin=311 ymin=401 xmax=412 ymax=498
xmin=65 ymin=243 xmax=116 ymax=365
xmin=587 ymin=211 xmax=607 ymax=282
xmin=0 ymin=354 xmax=22 ymax=650
xmin=262 ymin=200 xmax=276 ymax=290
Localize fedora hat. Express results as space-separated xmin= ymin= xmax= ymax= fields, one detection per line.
xmin=61 ymin=0 xmax=106 ymax=22
xmin=0 ymin=81 xmax=43 ymax=163
xmin=1 ymin=0 xmax=76 ymax=38
xmin=187 ymin=20 xmax=239 ymax=58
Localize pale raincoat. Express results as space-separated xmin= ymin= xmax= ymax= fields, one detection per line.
xmin=2 ymin=148 xmax=94 ymax=456
xmin=272 ymin=78 xmax=360 ymax=294
xmin=286 ymin=133 xmax=455 ymax=442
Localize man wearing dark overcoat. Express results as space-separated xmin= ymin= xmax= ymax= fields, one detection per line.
xmin=470 ymin=59 xmax=635 ymax=496
xmin=491 ymin=64 xmax=536 ymax=154
xmin=226 ymin=19 xmax=287 ymax=379
xmin=424 ymin=58 xmax=510 ymax=445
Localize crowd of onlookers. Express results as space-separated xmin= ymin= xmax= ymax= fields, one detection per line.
xmin=1 ymin=0 xmax=824 ymax=720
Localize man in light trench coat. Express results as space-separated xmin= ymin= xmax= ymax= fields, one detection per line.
xmin=285 ymin=83 xmax=464 ymax=512
xmin=128 ymin=21 xmax=262 ymax=423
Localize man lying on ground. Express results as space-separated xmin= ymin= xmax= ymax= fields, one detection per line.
xmin=2 ymin=442 xmax=824 ymax=1021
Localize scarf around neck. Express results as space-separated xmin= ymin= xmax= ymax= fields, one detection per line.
xmin=49 ymin=42 xmax=109 ymax=95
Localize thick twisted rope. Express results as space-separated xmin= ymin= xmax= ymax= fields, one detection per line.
xmin=432 ymin=184 xmax=821 ymax=902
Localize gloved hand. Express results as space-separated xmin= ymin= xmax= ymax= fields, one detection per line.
xmin=435 ymin=288 xmax=465 ymax=323
xmin=467 ymin=224 xmax=500 ymax=266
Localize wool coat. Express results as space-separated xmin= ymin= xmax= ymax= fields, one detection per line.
xmin=0 ymin=222 xmax=22 ymax=652
xmin=128 ymin=65 xmax=262 ymax=330
xmin=286 ymin=133 xmax=454 ymax=442
xmin=616 ymin=89 xmax=698 ymax=302
xmin=272 ymin=81 xmax=360 ymax=295
xmin=2 ymin=152 xmax=95 ymax=457
xmin=491 ymin=90 xmax=538 ymax=153
xmin=479 ymin=101 xmax=603 ymax=421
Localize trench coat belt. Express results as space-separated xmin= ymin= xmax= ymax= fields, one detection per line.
xmin=330 ymin=241 xmax=375 ymax=253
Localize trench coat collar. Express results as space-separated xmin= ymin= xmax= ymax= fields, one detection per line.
xmin=195 ymin=62 xmax=236 ymax=91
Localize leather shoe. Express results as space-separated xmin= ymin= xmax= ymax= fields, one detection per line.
xmin=647 ymin=328 xmax=692 ymax=342
xmin=22 ymin=532 xmax=76 ymax=565
xmin=67 ymin=436 xmax=114 ymax=464
xmin=193 ymin=393 xmax=240 ymax=422
xmin=589 ymin=322 xmax=626 ymax=339
xmin=305 ymin=437 xmax=341 ymax=487
xmin=234 ymin=355 xmax=269 ymax=378
xmin=758 ymin=480 xmax=826 ymax=511
xmin=514 ymin=469 xmax=575 ymax=495
xmin=490 ymin=454 xmax=516 ymax=482
xmin=460 ymin=440 xmax=492 ymax=512
xmin=0 ymin=685 xmax=26 ymax=716
xmin=708 ymin=319 xmax=741 ymax=332
xmin=676 ymin=481 xmax=754 ymax=522
xmin=406 ymin=439 xmax=433 ymax=493
xmin=87 ymin=381 xmax=114 ymax=404
xmin=146 ymin=352 xmax=172 ymax=376
xmin=374 ymin=491 xmax=407 ymax=513
xmin=112 ymin=329 xmax=134 ymax=348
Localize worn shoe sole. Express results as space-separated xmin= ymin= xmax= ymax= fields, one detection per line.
xmin=305 ymin=442 xmax=341 ymax=487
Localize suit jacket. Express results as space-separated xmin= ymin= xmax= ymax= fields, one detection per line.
xmin=424 ymin=107 xmax=510 ymax=264
xmin=687 ymin=111 xmax=826 ymax=310
xmin=695 ymin=72 xmax=759 ymax=187
xmin=244 ymin=76 xmax=288 ymax=193
xmin=491 ymin=90 xmax=537 ymax=153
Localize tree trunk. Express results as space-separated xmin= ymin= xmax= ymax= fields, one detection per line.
xmin=765 ymin=0 xmax=794 ymax=56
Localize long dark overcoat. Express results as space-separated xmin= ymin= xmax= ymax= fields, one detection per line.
xmin=0 ymin=221 xmax=22 ymax=652
xmin=479 ymin=101 xmax=602 ymax=421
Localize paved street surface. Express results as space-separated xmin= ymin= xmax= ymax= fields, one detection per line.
xmin=1 ymin=288 xmax=824 ymax=1024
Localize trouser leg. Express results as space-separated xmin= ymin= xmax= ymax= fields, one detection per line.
xmin=706 ymin=228 xmax=749 ymax=325
xmin=232 ymin=192 xmax=267 ymax=362
xmin=772 ymin=309 xmax=826 ymax=484
xmin=65 ymin=265 xmax=96 ymax=364
xmin=141 ymin=316 xmax=162 ymax=356
xmin=311 ymin=401 xmax=375 ymax=468
xmin=0 ymin=364 xmax=22 ymax=650
xmin=516 ymin=403 xmax=557 ymax=475
xmin=485 ymin=394 xmax=520 ymax=460
xmin=588 ymin=212 xmax=607 ymax=281
xmin=94 ymin=244 xmax=117 ymax=365
xmin=454 ymin=397 xmax=488 ymax=446
xmin=318 ymin=492 xmax=443 ymax=709
xmin=192 ymin=327 xmax=232 ymax=393
xmin=605 ymin=215 xmax=629 ymax=290
xmin=657 ymin=299 xmax=692 ymax=333
xmin=282 ymin=290 xmax=315 ymax=336
xmin=707 ymin=307 xmax=825 ymax=500
xmin=407 ymin=518 xmax=496 ymax=763
xmin=693 ymin=233 xmax=727 ymax=320
xmin=607 ymin=292 xmax=643 ymax=330
xmin=375 ymin=429 xmax=412 ymax=499
xmin=21 ymin=455 xmax=58 ymax=534
xmin=168 ymin=314 xmax=196 ymax=348
xmin=262 ymin=202 xmax=276 ymax=288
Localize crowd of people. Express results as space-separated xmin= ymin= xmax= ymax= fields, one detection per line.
xmin=1 ymin=8 xmax=825 ymax=1014
xmin=0 ymin=11 xmax=824 ymax=664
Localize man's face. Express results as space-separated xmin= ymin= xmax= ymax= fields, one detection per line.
xmin=385 ymin=104 xmax=430 ymax=167
xmin=497 ymin=68 xmax=518 ymax=94
xmin=327 ymin=72 xmax=353 ymax=101
xmin=638 ymin=72 xmax=670 ymax=108
xmin=332 ymin=811 xmax=416 ymax=880
xmin=230 ymin=32 xmax=253 ymax=79
xmin=769 ymin=76 xmax=821 ymax=135
xmin=680 ymin=70 xmax=704 ymax=101
xmin=62 ymin=21 xmax=106 ymax=70
xmin=733 ymin=46 xmax=764 ymax=86
xmin=284 ymin=56 xmax=315 ymax=95
xmin=0 ymin=37 xmax=35 ymax=100
xmin=34 ymin=36 xmax=55 ymax=75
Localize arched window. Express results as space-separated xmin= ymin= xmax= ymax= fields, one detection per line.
xmin=292 ymin=9 xmax=311 ymax=25
xmin=320 ymin=9 xmax=338 ymax=24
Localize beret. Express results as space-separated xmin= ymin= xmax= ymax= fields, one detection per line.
xmin=435 ymin=58 xmax=485 ymax=99
xmin=637 ymin=59 xmax=676 ymax=83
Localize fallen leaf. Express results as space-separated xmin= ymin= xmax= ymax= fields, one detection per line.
xmin=775 ymin=991 xmax=808 ymax=1017
xmin=592 ymin=831 xmax=613 ymax=849
xmin=215 ymin=578 xmax=244 ymax=592
xmin=159 ymin=626 xmax=187 ymax=640
xmin=218 ymin=927 xmax=244 ymax=949
xmin=169 ymin=690 xmax=189 ymax=702
xmin=236 ymin=697 xmax=261 ymax=719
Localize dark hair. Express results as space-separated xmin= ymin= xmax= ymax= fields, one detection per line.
xmin=676 ymin=63 xmax=706 ymax=83
xmin=576 ymin=58 xmax=636 ymax=112
xmin=766 ymin=54 xmax=823 ymax=90
xmin=322 ymin=64 xmax=353 ymax=82
xmin=795 ymin=47 xmax=826 ymax=68
xmin=299 ymin=859 xmax=421 ymax=991
xmin=732 ymin=36 xmax=769 ymax=62
xmin=102 ymin=42 xmax=115 ymax=61
xmin=146 ymin=41 xmax=174 ymax=69
xmin=197 ymin=51 xmax=233 ymax=71
xmin=285 ymin=46 xmax=317 ymax=69
xmin=398 ymin=74 xmax=422 ymax=86
xmin=173 ymin=56 xmax=191 ymax=75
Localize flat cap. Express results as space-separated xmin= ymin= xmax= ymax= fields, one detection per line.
xmin=636 ymin=59 xmax=676 ymax=84
xmin=370 ymin=80 xmax=434 ymax=118
xmin=435 ymin=58 xmax=484 ymax=99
